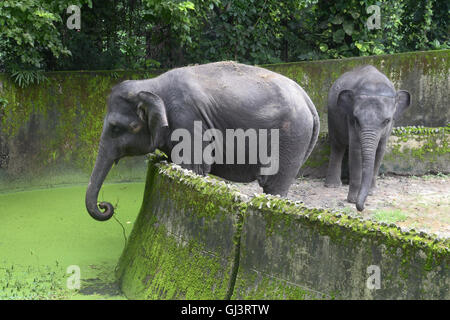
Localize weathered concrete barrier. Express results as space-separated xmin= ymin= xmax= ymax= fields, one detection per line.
xmin=264 ymin=49 xmax=449 ymax=130
xmin=0 ymin=70 xmax=163 ymax=191
xmin=116 ymin=159 xmax=245 ymax=299
xmin=234 ymin=197 xmax=449 ymax=299
xmin=116 ymin=157 xmax=449 ymax=299
xmin=301 ymin=125 xmax=450 ymax=177
xmin=0 ymin=50 xmax=448 ymax=189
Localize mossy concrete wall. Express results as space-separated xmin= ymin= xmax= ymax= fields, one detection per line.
xmin=0 ymin=70 xmax=163 ymax=191
xmin=264 ymin=49 xmax=449 ymax=131
xmin=0 ymin=50 xmax=448 ymax=190
xmin=117 ymin=158 xmax=449 ymax=299
xmin=301 ymin=126 xmax=450 ymax=178
xmin=116 ymin=158 xmax=245 ymax=299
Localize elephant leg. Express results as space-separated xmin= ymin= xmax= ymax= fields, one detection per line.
xmin=370 ymin=137 xmax=387 ymax=195
xmin=259 ymin=149 xmax=302 ymax=197
xmin=347 ymin=131 xmax=362 ymax=203
xmin=325 ymin=141 xmax=346 ymax=187
xmin=260 ymin=171 xmax=294 ymax=197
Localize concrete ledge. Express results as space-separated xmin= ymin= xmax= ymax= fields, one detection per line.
xmin=234 ymin=196 xmax=449 ymax=299
xmin=116 ymin=158 xmax=245 ymax=299
xmin=116 ymin=157 xmax=449 ymax=299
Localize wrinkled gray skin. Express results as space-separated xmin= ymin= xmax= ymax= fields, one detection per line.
xmin=86 ymin=61 xmax=319 ymax=221
xmin=325 ymin=65 xmax=410 ymax=211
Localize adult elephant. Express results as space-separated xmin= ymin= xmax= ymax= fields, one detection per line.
xmin=325 ymin=65 xmax=411 ymax=211
xmin=86 ymin=61 xmax=319 ymax=221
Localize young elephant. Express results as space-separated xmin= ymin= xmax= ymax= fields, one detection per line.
xmin=325 ymin=65 xmax=410 ymax=211
xmin=86 ymin=61 xmax=320 ymax=221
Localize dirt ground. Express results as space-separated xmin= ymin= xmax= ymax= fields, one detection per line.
xmin=233 ymin=174 xmax=450 ymax=238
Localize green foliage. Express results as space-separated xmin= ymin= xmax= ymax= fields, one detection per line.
xmin=392 ymin=125 xmax=450 ymax=137
xmin=0 ymin=1 xmax=448 ymax=71
xmin=0 ymin=97 xmax=8 ymax=108
xmin=186 ymin=0 xmax=313 ymax=65
xmin=138 ymin=0 xmax=217 ymax=67
xmin=141 ymin=0 xmax=449 ymax=65
xmin=10 ymin=70 xmax=48 ymax=88
xmin=297 ymin=0 xmax=448 ymax=59
xmin=0 ymin=0 xmax=91 ymax=72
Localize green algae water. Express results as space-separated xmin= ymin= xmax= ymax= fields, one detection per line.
xmin=0 ymin=182 xmax=144 ymax=300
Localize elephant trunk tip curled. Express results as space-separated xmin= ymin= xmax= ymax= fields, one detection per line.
xmin=356 ymin=200 xmax=365 ymax=212
xmin=85 ymin=179 xmax=115 ymax=221
xmin=356 ymin=186 xmax=369 ymax=212
xmin=99 ymin=201 xmax=115 ymax=220
xmin=86 ymin=201 xmax=115 ymax=221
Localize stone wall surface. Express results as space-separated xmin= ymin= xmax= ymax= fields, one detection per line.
xmin=264 ymin=49 xmax=449 ymax=130
xmin=116 ymin=158 xmax=449 ymax=299
xmin=0 ymin=70 xmax=163 ymax=191
xmin=116 ymin=160 xmax=244 ymax=299
xmin=0 ymin=50 xmax=448 ymax=190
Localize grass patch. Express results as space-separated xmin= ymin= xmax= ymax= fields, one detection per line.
xmin=372 ymin=209 xmax=408 ymax=224
xmin=339 ymin=206 xmax=354 ymax=215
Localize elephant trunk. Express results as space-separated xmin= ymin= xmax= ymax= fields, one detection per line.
xmin=85 ymin=144 xmax=115 ymax=221
xmin=356 ymin=130 xmax=379 ymax=211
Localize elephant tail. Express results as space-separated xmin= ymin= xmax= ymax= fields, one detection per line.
xmin=300 ymin=93 xmax=320 ymax=167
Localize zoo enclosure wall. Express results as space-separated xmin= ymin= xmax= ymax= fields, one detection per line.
xmin=116 ymin=157 xmax=449 ymax=299
xmin=0 ymin=50 xmax=448 ymax=191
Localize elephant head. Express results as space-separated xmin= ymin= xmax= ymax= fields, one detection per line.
xmin=86 ymin=86 xmax=169 ymax=221
xmin=337 ymin=87 xmax=410 ymax=211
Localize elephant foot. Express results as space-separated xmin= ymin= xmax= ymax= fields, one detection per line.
xmin=347 ymin=192 xmax=358 ymax=203
xmin=325 ymin=182 xmax=342 ymax=188
xmin=324 ymin=177 xmax=342 ymax=188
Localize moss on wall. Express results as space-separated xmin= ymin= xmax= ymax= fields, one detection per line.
xmin=117 ymin=158 xmax=449 ymax=299
xmin=300 ymin=125 xmax=450 ymax=178
xmin=0 ymin=71 xmax=162 ymax=173
xmin=0 ymin=50 xmax=447 ymax=188
xmin=234 ymin=194 xmax=449 ymax=299
xmin=264 ymin=49 xmax=449 ymax=130
xmin=0 ymin=70 xmax=163 ymax=190
xmin=382 ymin=125 xmax=449 ymax=174
xmin=116 ymin=155 xmax=246 ymax=299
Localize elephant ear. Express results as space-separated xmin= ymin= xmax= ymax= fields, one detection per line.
xmin=337 ymin=90 xmax=355 ymax=115
xmin=393 ymin=90 xmax=411 ymax=120
xmin=136 ymin=91 xmax=169 ymax=147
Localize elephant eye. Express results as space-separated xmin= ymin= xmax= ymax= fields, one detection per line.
xmin=382 ymin=118 xmax=391 ymax=126
xmin=111 ymin=125 xmax=124 ymax=135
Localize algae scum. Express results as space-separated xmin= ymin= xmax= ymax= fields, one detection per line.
xmin=0 ymin=183 xmax=144 ymax=300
